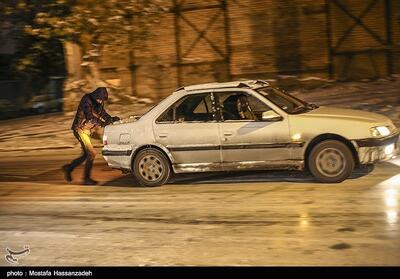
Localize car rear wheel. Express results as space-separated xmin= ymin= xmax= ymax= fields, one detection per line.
xmin=308 ymin=140 xmax=354 ymax=183
xmin=133 ymin=148 xmax=171 ymax=187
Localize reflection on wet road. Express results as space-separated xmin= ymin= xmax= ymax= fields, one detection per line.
xmin=0 ymin=151 xmax=399 ymax=266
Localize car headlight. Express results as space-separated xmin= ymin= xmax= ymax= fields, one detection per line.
xmin=370 ymin=126 xmax=391 ymax=137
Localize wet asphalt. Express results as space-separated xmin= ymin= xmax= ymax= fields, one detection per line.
xmin=0 ymin=150 xmax=399 ymax=266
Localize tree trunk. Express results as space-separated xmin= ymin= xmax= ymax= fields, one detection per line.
xmin=83 ymin=60 xmax=106 ymax=88
xmin=62 ymin=41 xmax=107 ymax=111
xmin=63 ymin=41 xmax=82 ymax=81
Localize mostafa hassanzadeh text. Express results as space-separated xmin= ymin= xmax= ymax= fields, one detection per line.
xmin=6 ymin=270 xmax=93 ymax=277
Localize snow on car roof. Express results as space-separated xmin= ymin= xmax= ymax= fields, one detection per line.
xmin=181 ymin=80 xmax=270 ymax=91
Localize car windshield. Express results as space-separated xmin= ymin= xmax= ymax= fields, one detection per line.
xmin=256 ymin=87 xmax=317 ymax=114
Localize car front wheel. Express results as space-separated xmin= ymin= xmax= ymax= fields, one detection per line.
xmin=133 ymin=148 xmax=171 ymax=187
xmin=308 ymin=140 xmax=355 ymax=183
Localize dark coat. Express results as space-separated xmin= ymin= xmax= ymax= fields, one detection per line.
xmin=71 ymin=87 xmax=113 ymax=132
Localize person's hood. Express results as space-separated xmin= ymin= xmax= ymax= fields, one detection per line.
xmin=90 ymin=87 xmax=108 ymax=101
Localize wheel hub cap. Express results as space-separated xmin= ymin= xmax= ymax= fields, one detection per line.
xmin=316 ymin=148 xmax=346 ymax=178
xmin=139 ymin=155 xmax=163 ymax=182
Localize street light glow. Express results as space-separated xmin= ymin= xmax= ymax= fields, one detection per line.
xmin=387 ymin=210 xmax=398 ymax=225
xmin=385 ymin=189 xmax=398 ymax=207
xmin=379 ymin=174 xmax=400 ymax=187
xmin=299 ymin=212 xmax=310 ymax=228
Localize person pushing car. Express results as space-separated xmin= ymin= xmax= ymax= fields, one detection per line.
xmin=62 ymin=87 xmax=120 ymax=185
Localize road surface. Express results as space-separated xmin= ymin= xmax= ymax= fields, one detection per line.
xmin=0 ymin=149 xmax=399 ymax=266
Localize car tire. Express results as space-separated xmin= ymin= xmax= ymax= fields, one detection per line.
xmin=308 ymin=140 xmax=354 ymax=183
xmin=133 ymin=148 xmax=171 ymax=187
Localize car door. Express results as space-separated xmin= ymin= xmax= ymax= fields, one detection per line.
xmin=215 ymin=91 xmax=292 ymax=165
xmin=153 ymin=92 xmax=222 ymax=167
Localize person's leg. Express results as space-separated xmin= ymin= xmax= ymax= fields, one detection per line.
xmin=62 ymin=131 xmax=88 ymax=182
xmin=68 ymin=131 xmax=88 ymax=169
xmin=77 ymin=130 xmax=97 ymax=185
xmin=83 ymin=159 xmax=96 ymax=185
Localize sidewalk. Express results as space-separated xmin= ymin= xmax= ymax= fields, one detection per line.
xmin=0 ymin=78 xmax=399 ymax=154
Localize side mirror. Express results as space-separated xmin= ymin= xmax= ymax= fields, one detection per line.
xmin=262 ymin=110 xmax=283 ymax=122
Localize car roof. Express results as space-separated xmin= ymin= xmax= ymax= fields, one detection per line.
xmin=175 ymin=80 xmax=270 ymax=92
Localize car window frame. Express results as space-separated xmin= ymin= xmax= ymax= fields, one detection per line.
xmin=155 ymin=92 xmax=219 ymax=124
xmin=255 ymin=86 xmax=310 ymax=115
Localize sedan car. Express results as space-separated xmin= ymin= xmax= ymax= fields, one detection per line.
xmin=102 ymin=80 xmax=399 ymax=186
xmin=22 ymin=94 xmax=63 ymax=115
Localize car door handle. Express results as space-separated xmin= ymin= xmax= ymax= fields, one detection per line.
xmin=158 ymin=133 xmax=168 ymax=138
xmin=223 ymin=131 xmax=233 ymax=136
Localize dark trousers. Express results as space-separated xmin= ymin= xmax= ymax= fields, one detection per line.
xmin=66 ymin=129 xmax=96 ymax=179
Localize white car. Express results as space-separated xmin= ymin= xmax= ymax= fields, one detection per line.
xmin=22 ymin=94 xmax=63 ymax=114
xmin=102 ymin=80 xmax=399 ymax=186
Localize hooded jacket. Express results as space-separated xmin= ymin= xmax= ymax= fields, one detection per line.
xmin=71 ymin=87 xmax=113 ymax=132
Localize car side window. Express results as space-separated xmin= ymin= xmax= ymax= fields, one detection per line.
xmin=156 ymin=93 xmax=216 ymax=123
xmin=217 ymin=92 xmax=273 ymax=121
xmin=157 ymin=106 xmax=174 ymax=123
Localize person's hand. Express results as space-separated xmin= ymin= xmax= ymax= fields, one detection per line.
xmin=101 ymin=120 xmax=108 ymax=127
xmin=112 ymin=116 xmax=121 ymax=122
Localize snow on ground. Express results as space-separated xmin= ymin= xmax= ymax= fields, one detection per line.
xmin=0 ymin=78 xmax=399 ymax=153
xmin=291 ymin=77 xmax=400 ymax=128
xmin=0 ymin=102 xmax=151 ymax=152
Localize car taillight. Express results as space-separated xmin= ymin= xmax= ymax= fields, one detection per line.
xmin=103 ymin=135 xmax=108 ymax=146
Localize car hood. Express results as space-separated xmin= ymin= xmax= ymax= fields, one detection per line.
xmin=300 ymin=106 xmax=390 ymax=123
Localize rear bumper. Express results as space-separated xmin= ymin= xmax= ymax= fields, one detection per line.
xmin=102 ymin=148 xmax=134 ymax=171
xmin=353 ymin=133 xmax=399 ymax=164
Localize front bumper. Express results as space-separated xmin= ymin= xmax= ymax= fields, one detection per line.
xmin=353 ymin=132 xmax=399 ymax=164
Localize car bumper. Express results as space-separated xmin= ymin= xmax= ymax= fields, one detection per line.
xmin=102 ymin=148 xmax=134 ymax=171
xmin=353 ymin=132 xmax=399 ymax=164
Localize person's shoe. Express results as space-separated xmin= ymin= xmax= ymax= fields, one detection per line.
xmin=83 ymin=178 xmax=98 ymax=185
xmin=62 ymin=164 xmax=72 ymax=182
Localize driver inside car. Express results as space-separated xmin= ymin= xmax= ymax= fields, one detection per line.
xmin=222 ymin=94 xmax=256 ymax=121
xmin=236 ymin=94 xmax=256 ymax=120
